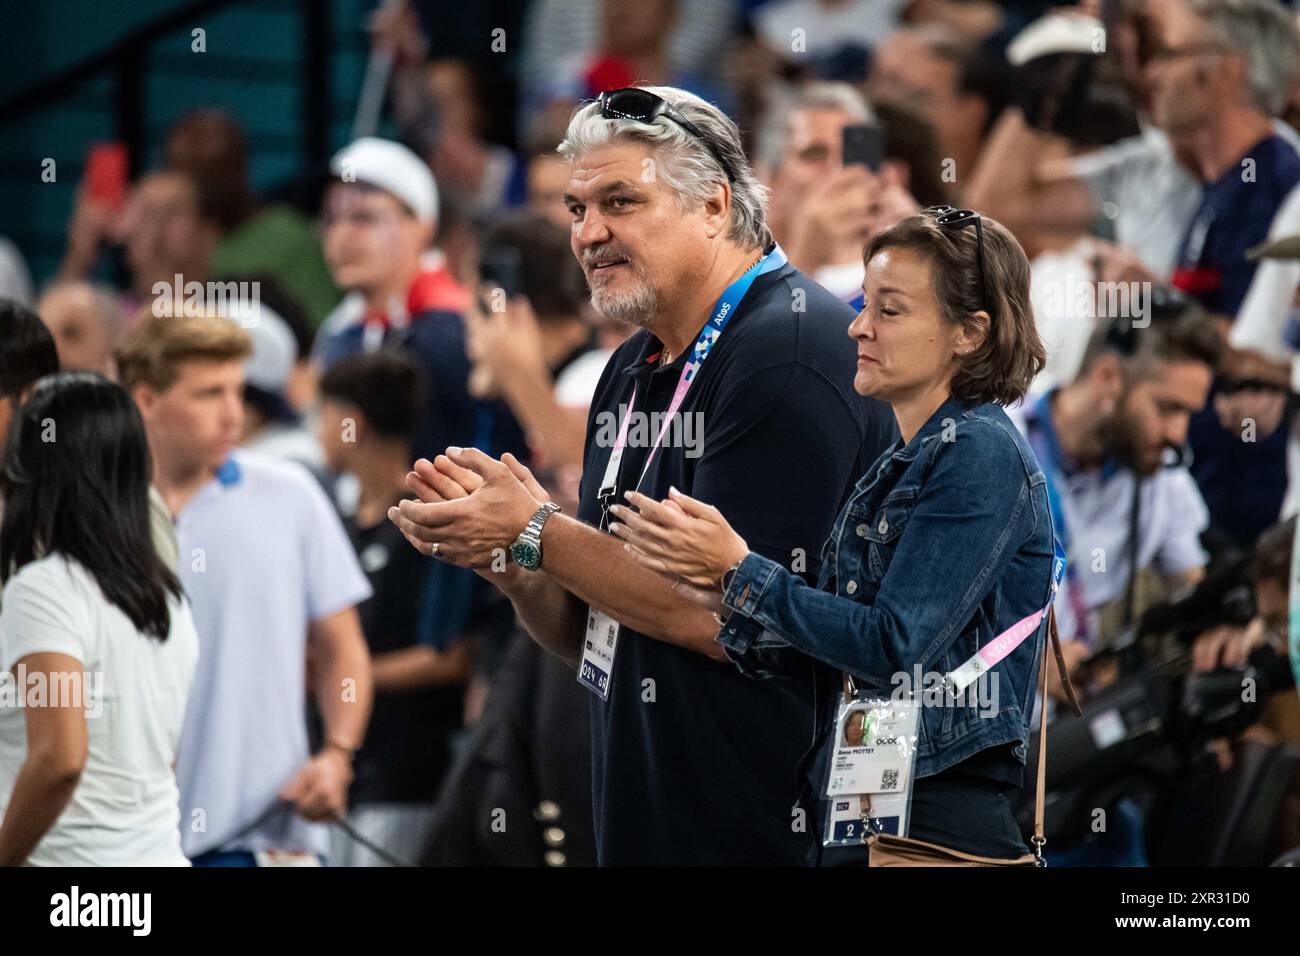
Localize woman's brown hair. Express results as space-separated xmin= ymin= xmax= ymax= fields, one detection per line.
xmin=862 ymin=212 xmax=1045 ymax=406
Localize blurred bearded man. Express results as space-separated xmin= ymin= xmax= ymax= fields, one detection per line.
xmin=1016 ymin=308 xmax=1223 ymax=672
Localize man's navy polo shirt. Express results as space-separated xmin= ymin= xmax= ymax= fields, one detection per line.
xmin=1172 ymin=134 xmax=1300 ymax=317
xmin=575 ymin=258 xmax=897 ymax=864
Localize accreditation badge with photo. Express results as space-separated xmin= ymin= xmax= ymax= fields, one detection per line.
xmin=823 ymin=693 xmax=919 ymax=847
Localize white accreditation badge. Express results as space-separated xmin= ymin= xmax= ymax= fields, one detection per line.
xmin=579 ymin=606 xmax=620 ymax=700
xmin=823 ymin=690 xmax=919 ymax=847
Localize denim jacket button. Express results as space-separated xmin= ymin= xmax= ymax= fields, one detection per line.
xmin=877 ymin=516 xmax=889 ymax=535
xmin=845 ymin=580 xmax=858 ymax=595
xmin=855 ymin=523 xmax=868 ymax=537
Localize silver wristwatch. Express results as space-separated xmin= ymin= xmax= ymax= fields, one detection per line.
xmin=509 ymin=502 xmax=561 ymax=570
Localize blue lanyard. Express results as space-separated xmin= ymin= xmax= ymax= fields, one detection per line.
xmin=1024 ymin=392 xmax=1095 ymax=642
xmin=683 ymin=244 xmax=788 ymax=383
xmin=1024 ymin=392 xmax=1072 ymax=554
xmin=597 ymin=244 xmax=788 ymax=511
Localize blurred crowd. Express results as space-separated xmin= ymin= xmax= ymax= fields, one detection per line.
xmin=2 ymin=0 xmax=1300 ymax=867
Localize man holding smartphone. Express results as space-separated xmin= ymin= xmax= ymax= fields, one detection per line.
xmin=758 ymin=83 xmax=917 ymax=302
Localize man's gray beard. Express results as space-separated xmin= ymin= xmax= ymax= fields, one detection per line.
xmin=589 ymin=275 xmax=658 ymax=328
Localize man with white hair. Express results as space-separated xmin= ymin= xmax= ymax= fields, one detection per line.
xmin=1149 ymin=0 xmax=1300 ymax=548
xmin=1154 ymin=0 xmax=1300 ymax=315
xmin=389 ymin=86 xmax=897 ymax=864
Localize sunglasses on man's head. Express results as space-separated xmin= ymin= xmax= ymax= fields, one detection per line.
xmin=596 ymin=87 xmax=738 ymax=183
xmin=925 ymin=204 xmax=988 ymax=312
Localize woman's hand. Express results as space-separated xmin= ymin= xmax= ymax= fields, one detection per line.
xmin=608 ymin=487 xmax=750 ymax=593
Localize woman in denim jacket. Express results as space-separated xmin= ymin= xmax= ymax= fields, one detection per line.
xmin=609 ymin=209 xmax=1054 ymax=861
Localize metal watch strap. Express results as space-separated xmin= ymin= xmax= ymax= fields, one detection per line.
xmin=525 ymin=502 xmax=560 ymax=541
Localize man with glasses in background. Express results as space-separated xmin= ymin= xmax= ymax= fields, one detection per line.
xmin=1149 ymin=0 xmax=1300 ymax=550
xmin=389 ymin=85 xmax=897 ymax=864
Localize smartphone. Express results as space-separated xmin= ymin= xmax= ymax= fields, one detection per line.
xmin=478 ymin=246 xmax=524 ymax=300
xmin=842 ymin=124 xmax=885 ymax=172
xmin=85 ymin=142 xmax=128 ymax=210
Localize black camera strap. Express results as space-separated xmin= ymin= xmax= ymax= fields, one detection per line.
xmin=1122 ymin=474 xmax=1142 ymax=629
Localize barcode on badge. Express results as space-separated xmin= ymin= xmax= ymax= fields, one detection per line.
xmin=881 ymin=768 xmax=899 ymax=791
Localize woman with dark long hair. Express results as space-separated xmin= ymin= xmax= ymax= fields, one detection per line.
xmin=0 ymin=372 xmax=198 ymax=865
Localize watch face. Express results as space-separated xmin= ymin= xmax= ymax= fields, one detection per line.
xmin=510 ymin=540 xmax=541 ymax=569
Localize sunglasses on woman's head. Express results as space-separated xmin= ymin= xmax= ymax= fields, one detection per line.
xmin=596 ymin=87 xmax=738 ymax=183
xmin=925 ymin=205 xmax=989 ymax=312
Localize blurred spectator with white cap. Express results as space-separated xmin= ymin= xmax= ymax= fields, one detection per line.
xmin=313 ymin=137 xmax=531 ymax=690
xmin=312 ymin=136 xmax=478 ymax=464
xmin=970 ymin=2 xmax=1300 ymax=276
xmin=223 ymin=295 xmax=327 ymax=483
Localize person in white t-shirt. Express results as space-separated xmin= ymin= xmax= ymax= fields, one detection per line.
xmin=0 ymin=373 xmax=198 ymax=866
xmin=114 ymin=313 xmax=373 ymax=866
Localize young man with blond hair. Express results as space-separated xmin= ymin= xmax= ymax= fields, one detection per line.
xmin=116 ymin=313 xmax=373 ymax=865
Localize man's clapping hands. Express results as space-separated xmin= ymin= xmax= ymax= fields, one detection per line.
xmin=389 ymin=448 xmax=550 ymax=576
